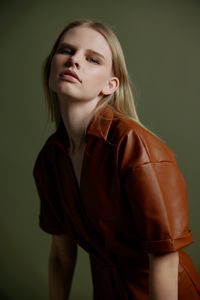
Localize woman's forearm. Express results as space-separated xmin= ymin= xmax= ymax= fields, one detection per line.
xmin=48 ymin=234 xmax=77 ymax=300
xmin=49 ymin=255 xmax=76 ymax=300
xmin=148 ymin=251 xmax=179 ymax=300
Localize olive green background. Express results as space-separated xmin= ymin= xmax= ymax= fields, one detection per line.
xmin=0 ymin=0 xmax=199 ymax=299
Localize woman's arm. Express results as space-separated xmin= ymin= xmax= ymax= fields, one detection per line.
xmin=148 ymin=251 xmax=179 ymax=300
xmin=48 ymin=234 xmax=77 ymax=300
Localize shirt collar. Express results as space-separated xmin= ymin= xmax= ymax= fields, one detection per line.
xmin=56 ymin=105 xmax=114 ymax=147
xmin=86 ymin=104 xmax=114 ymax=140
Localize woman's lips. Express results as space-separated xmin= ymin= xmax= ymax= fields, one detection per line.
xmin=59 ymin=69 xmax=81 ymax=83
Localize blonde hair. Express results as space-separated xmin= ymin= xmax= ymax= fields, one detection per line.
xmin=43 ymin=19 xmax=141 ymax=128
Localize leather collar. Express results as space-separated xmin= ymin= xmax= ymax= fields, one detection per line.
xmin=56 ymin=105 xmax=114 ymax=148
xmin=87 ymin=105 xmax=114 ymax=140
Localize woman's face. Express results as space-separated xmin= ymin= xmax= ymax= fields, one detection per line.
xmin=49 ymin=26 xmax=118 ymax=103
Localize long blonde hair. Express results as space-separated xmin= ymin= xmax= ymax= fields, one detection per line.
xmin=43 ymin=19 xmax=141 ymax=128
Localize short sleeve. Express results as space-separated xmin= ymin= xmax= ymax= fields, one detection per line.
xmin=123 ymin=161 xmax=193 ymax=254
xmin=33 ymin=149 xmax=68 ymax=235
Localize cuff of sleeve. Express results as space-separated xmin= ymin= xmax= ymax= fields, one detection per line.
xmin=39 ymin=218 xmax=68 ymax=235
xmin=141 ymin=230 xmax=193 ymax=254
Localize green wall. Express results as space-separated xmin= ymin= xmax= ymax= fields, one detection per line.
xmin=0 ymin=0 xmax=199 ymax=299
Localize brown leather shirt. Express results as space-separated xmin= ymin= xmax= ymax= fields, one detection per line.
xmin=33 ymin=105 xmax=200 ymax=299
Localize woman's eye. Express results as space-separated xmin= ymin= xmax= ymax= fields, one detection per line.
xmin=87 ymin=57 xmax=100 ymax=64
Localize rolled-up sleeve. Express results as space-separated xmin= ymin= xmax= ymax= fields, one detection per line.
xmin=33 ymin=148 xmax=68 ymax=235
xmin=124 ymin=161 xmax=193 ymax=254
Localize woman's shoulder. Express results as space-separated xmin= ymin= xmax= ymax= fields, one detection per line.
xmin=36 ymin=131 xmax=60 ymax=155
xmin=33 ymin=126 xmax=67 ymax=170
xmin=111 ymin=113 xmax=177 ymax=167
xmin=38 ymin=123 xmax=69 ymax=154
xmin=33 ymin=132 xmax=57 ymax=171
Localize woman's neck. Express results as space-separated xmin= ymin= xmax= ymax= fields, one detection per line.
xmin=59 ymin=97 xmax=99 ymax=153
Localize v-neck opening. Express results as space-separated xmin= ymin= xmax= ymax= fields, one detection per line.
xmin=67 ymin=143 xmax=87 ymax=193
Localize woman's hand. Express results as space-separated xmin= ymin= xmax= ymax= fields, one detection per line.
xmin=148 ymin=251 xmax=179 ymax=300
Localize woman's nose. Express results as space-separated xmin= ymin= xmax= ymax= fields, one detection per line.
xmin=64 ymin=54 xmax=80 ymax=69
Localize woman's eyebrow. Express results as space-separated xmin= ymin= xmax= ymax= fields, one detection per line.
xmin=57 ymin=42 xmax=105 ymax=60
xmin=57 ymin=42 xmax=76 ymax=50
xmin=86 ymin=49 xmax=105 ymax=60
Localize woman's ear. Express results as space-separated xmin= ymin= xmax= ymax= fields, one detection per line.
xmin=101 ymin=77 xmax=119 ymax=96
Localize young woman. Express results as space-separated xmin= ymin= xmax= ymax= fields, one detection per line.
xmin=33 ymin=20 xmax=200 ymax=300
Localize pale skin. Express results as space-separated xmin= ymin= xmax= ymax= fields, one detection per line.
xmin=48 ymin=25 xmax=179 ymax=300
